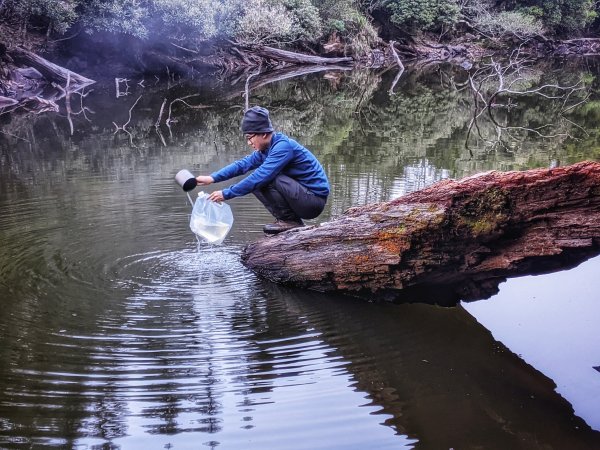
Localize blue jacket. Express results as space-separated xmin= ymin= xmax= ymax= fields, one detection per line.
xmin=211 ymin=132 xmax=330 ymax=200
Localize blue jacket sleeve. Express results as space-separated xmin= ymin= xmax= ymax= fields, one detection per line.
xmin=222 ymin=142 xmax=294 ymax=199
xmin=210 ymin=152 xmax=263 ymax=183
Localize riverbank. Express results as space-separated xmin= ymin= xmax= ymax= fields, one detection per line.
xmin=1 ymin=14 xmax=599 ymax=121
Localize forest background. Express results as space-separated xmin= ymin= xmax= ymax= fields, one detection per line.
xmin=1 ymin=0 xmax=598 ymax=60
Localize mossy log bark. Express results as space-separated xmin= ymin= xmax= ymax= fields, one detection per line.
xmin=241 ymin=161 xmax=600 ymax=305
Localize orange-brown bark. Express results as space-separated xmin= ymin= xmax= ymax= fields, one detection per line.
xmin=241 ymin=161 xmax=600 ymax=304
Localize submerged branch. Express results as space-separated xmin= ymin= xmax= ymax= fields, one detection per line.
xmin=113 ymin=95 xmax=142 ymax=146
xmin=465 ymin=56 xmax=588 ymax=151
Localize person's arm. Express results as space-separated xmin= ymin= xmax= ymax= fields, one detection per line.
xmin=195 ymin=152 xmax=262 ymax=200
xmin=222 ymin=143 xmax=294 ymax=199
xmin=210 ymin=152 xmax=263 ymax=183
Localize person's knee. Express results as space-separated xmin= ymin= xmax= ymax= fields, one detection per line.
xmin=302 ymin=204 xmax=326 ymax=220
xmin=272 ymin=174 xmax=295 ymax=191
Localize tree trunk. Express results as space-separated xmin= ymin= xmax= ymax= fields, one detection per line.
xmin=253 ymin=45 xmax=353 ymax=65
xmin=219 ymin=64 xmax=353 ymax=103
xmin=241 ymin=161 xmax=600 ymax=305
xmin=8 ymin=46 xmax=94 ymax=87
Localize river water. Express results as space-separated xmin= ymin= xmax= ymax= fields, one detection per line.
xmin=1 ymin=61 xmax=600 ymax=449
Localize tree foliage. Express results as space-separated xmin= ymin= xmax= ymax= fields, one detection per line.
xmin=517 ymin=0 xmax=596 ymax=33
xmin=1 ymin=0 xmax=600 ymax=48
xmin=233 ymin=0 xmax=323 ymax=44
xmin=466 ymin=1 xmax=545 ymax=39
xmin=0 ymin=0 xmax=79 ymax=33
xmin=78 ymin=0 xmax=151 ymax=38
xmin=385 ymin=0 xmax=461 ymax=31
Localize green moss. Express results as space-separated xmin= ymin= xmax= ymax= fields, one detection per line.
xmin=470 ymin=218 xmax=495 ymax=235
xmin=454 ymin=187 xmax=511 ymax=237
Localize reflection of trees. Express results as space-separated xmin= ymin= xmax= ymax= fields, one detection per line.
xmin=317 ymin=62 xmax=594 ymax=215
xmin=389 ymin=157 xmax=451 ymax=198
xmin=2 ymin=61 xmax=593 ymax=184
xmin=2 ymin=60 xmax=599 ymax=224
xmin=2 ymin=60 xmax=599 ymax=230
xmin=465 ymin=55 xmax=588 ymax=160
xmin=0 ymin=293 xmax=132 ymax=446
xmin=86 ymin=386 xmax=129 ymax=440
xmin=315 ymin=66 xmax=470 ymax=213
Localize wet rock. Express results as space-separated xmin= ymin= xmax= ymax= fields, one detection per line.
xmin=460 ymin=60 xmax=473 ymax=70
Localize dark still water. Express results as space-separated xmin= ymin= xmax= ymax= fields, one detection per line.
xmin=1 ymin=60 xmax=600 ymax=449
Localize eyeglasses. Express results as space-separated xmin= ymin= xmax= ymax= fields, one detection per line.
xmin=245 ymin=134 xmax=257 ymax=142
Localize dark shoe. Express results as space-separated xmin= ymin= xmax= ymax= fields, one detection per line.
xmin=263 ymin=219 xmax=305 ymax=235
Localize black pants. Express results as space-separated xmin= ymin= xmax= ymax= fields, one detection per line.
xmin=253 ymin=174 xmax=327 ymax=221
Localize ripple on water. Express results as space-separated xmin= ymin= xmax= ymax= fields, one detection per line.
xmin=0 ymin=240 xmax=413 ymax=449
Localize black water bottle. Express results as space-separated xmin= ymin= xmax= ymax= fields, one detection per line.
xmin=175 ymin=169 xmax=198 ymax=192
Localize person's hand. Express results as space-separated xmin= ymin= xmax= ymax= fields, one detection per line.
xmin=208 ymin=190 xmax=224 ymax=203
xmin=196 ymin=175 xmax=214 ymax=186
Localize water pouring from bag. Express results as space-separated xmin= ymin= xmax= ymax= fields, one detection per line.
xmin=175 ymin=169 xmax=198 ymax=192
xmin=191 ymin=215 xmax=231 ymax=244
xmin=175 ymin=170 xmax=234 ymax=245
xmin=189 ymin=192 xmax=234 ymax=245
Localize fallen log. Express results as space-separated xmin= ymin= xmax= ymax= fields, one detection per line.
xmin=252 ymin=45 xmax=353 ymax=65
xmin=8 ymin=46 xmax=94 ymax=87
xmin=241 ymin=161 xmax=600 ymax=305
xmin=219 ymin=64 xmax=353 ymax=103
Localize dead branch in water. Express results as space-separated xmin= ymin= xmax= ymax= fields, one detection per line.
xmin=161 ymin=95 xmax=212 ymax=140
xmin=252 ymin=45 xmax=354 ymax=65
xmin=155 ymin=98 xmax=167 ymax=146
xmin=244 ymin=68 xmax=261 ymax=111
xmin=165 ymin=95 xmax=210 ymax=127
xmin=465 ymin=47 xmax=587 ymax=152
xmin=115 ymin=78 xmax=130 ymax=98
xmin=113 ymin=95 xmax=142 ymax=146
xmin=388 ymin=41 xmax=405 ymax=95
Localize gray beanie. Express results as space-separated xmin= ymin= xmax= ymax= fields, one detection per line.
xmin=241 ymin=106 xmax=274 ymax=134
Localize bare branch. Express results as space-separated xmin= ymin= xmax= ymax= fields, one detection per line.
xmin=171 ymin=42 xmax=198 ymax=54
xmin=115 ymin=78 xmax=130 ymax=98
xmin=113 ymin=95 xmax=142 ymax=146
xmin=0 ymin=130 xmax=30 ymax=142
xmin=243 ymin=65 xmax=263 ymax=110
xmin=562 ymin=92 xmax=591 ymax=114
xmin=155 ymin=98 xmax=168 ymax=147
xmin=388 ymin=41 xmax=405 ymax=95
xmin=156 ymin=98 xmax=167 ymax=127
xmin=465 ymin=56 xmax=589 ymax=152
xmin=165 ymin=94 xmax=209 ymax=128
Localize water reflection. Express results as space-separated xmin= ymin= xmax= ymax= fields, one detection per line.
xmin=389 ymin=158 xmax=452 ymax=199
xmin=2 ymin=62 xmax=598 ymax=210
xmin=2 ymin=60 xmax=600 ymax=448
xmin=269 ymin=285 xmax=600 ymax=449
xmin=463 ymin=254 xmax=600 ymax=430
